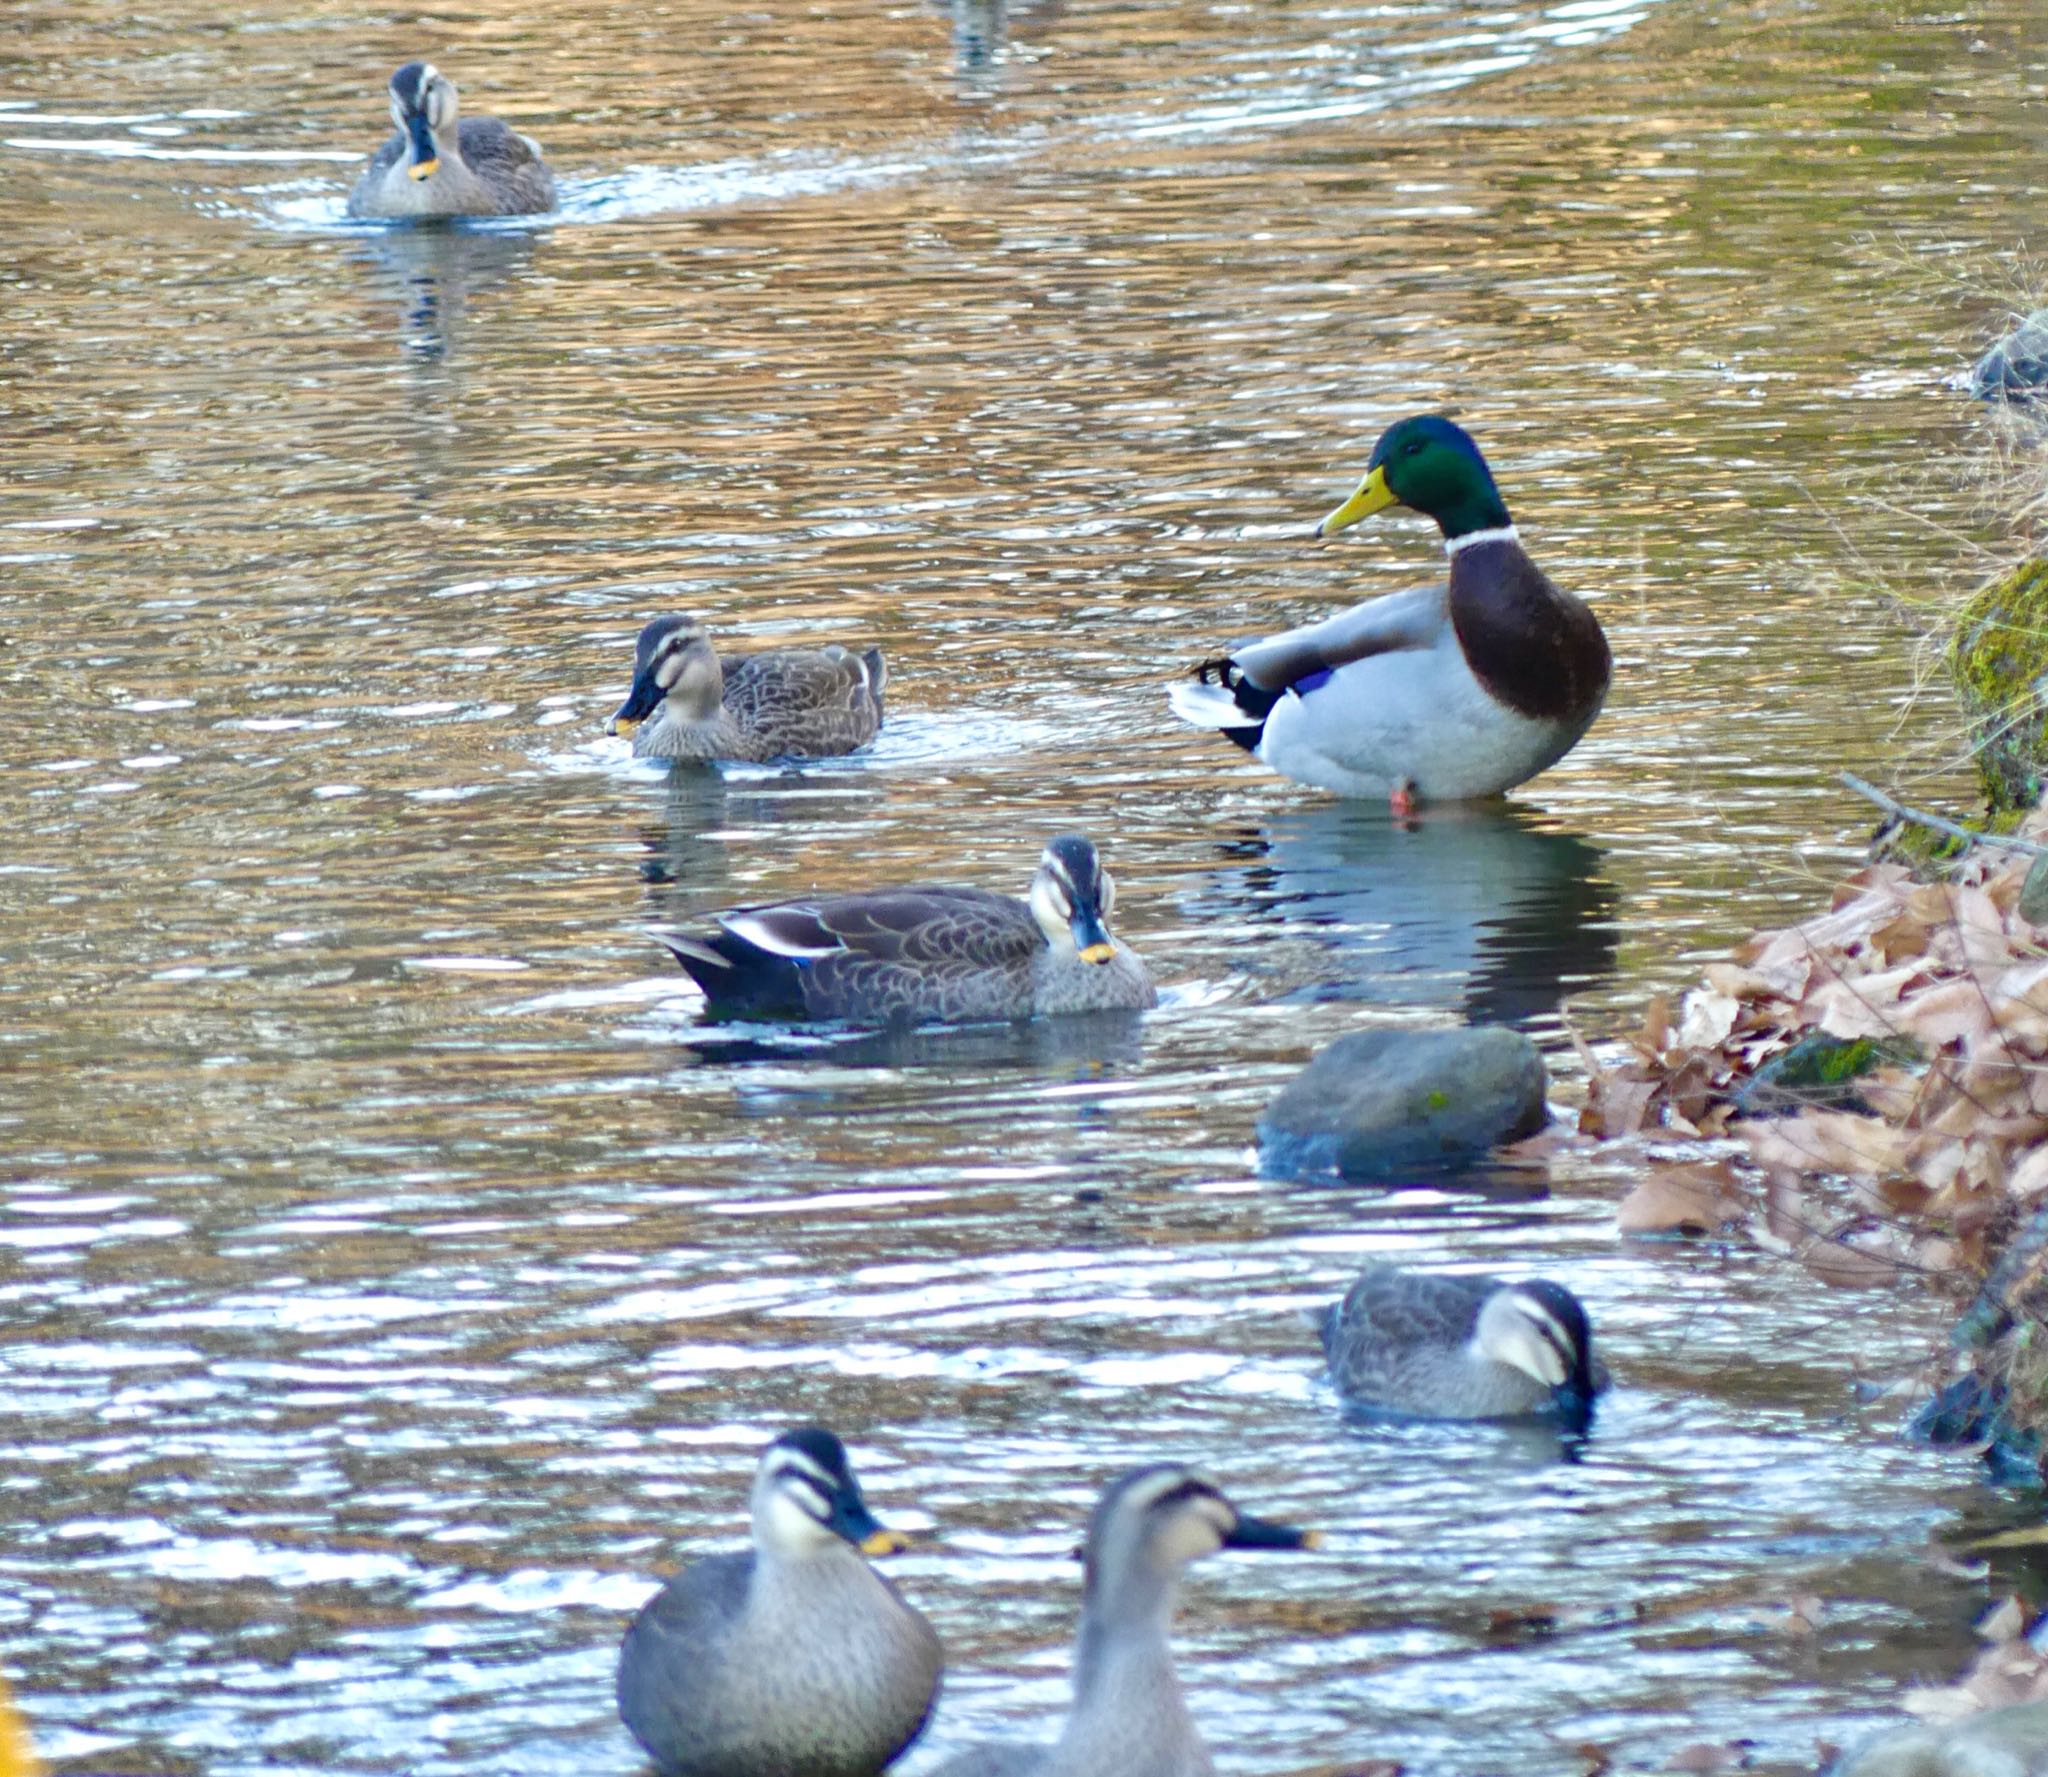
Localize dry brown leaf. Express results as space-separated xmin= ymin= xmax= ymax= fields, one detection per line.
xmin=1800 ymin=1231 xmax=1913 ymax=1289
xmin=1677 ymin=989 xmax=1741 ymax=1051
xmin=1617 ymin=1164 xmax=1746 ymax=1236
xmin=1894 ymin=979 xmax=1997 ymax=1049
xmin=2006 ymin=1144 xmax=2048 ymax=1202
xmin=1740 ymin=1111 xmax=1903 ymax=1180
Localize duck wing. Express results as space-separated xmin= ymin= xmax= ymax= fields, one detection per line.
xmin=726 ymin=886 xmax=1036 ymax=967
xmin=1170 ymin=582 xmax=1448 ymax=734
xmin=617 ymin=1552 xmax=755 ymax=1758
xmin=722 ymin=646 xmax=886 ymax=757
xmin=1322 ymin=1265 xmax=1492 ymax=1366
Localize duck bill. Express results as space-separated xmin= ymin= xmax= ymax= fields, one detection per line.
xmin=1316 ymin=465 xmax=1397 ymax=538
xmin=1553 ymin=1382 xmax=1598 ymax=1435
xmin=407 ymin=112 xmax=439 ymax=180
xmin=1226 ymin=1512 xmax=1319 ymax=1552
xmin=1070 ymin=909 xmax=1116 ymax=965
xmin=609 ymin=664 xmax=665 ymax=737
xmin=827 ymin=1489 xmax=909 ymax=1557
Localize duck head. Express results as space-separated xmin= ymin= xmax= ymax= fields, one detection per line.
xmin=1027 ymin=834 xmax=1122 ymax=965
xmin=1316 ymin=415 xmax=1513 ymax=543
xmin=1081 ymin=1465 xmax=1316 ymax=1628
xmin=611 ymin=615 xmax=725 ymax=736
xmin=750 ymin=1426 xmax=910 ymax=1560
xmin=388 ymin=61 xmax=460 ymax=181
xmin=1474 ymin=1280 xmax=1601 ymax=1429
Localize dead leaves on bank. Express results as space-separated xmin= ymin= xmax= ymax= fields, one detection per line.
xmin=1583 ymin=830 xmax=2048 ymax=1288
xmin=1902 ymin=1596 xmax=2048 ymax=1720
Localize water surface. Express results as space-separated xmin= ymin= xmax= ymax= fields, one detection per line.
xmin=4 ymin=0 xmax=2046 ymax=1770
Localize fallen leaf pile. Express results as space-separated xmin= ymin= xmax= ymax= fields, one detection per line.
xmin=1902 ymin=1594 xmax=2048 ymax=1721
xmin=1580 ymin=809 xmax=2048 ymax=1301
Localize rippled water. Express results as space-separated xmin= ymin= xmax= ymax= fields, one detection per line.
xmin=7 ymin=0 xmax=2048 ymax=1769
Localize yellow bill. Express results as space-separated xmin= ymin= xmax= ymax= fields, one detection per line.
xmin=859 ymin=1528 xmax=911 ymax=1557
xmin=1316 ymin=464 xmax=1398 ymax=538
xmin=409 ymin=158 xmax=440 ymax=181
xmin=1078 ymin=942 xmax=1116 ymax=965
xmin=609 ymin=715 xmax=640 ymax=737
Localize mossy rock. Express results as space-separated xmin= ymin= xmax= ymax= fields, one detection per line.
xmin=1949 ymin=554 xmax=2048 ymax=814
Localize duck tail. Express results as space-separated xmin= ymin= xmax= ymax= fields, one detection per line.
xmin=655 ymin=931 xmax=734 ymax=991
xmin=1168 ymin=661 xmax=1273 ymax=753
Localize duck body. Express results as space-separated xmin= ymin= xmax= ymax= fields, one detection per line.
xmin=618 ymin=1428 xmax=942 ymax=1777
xmin=660 ymin=836 xmax=1156 ymax=1027
xmin=1319 ymin=1264 xmax=1608 ymax=1428
xmin=612 ymin=615 xmax=885 ymax=763
xmin=346 ymin=62 xmax=556 ymax=220
xmin=1170 ymin=417 xmax=1609 ymax=806
xmin=928 ymin=1466 xmax=1315 ymax=1777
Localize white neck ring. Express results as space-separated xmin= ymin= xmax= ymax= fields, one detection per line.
xmin=1445 ymin=524 xmax=1520 ymax=557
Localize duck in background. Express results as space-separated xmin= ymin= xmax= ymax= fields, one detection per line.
xmin=346 ymin=62 xmax=557 ymax=220
xmin=657 ymin=835 xmax=1155 ymax=1026
xmin=1319 ymin=1264 xmax=1608 ymax=1432
xmin=611 ymin=615 xmax=886 ymax=763
xmin=1169 ymin=415 xmax=1609 ymax=814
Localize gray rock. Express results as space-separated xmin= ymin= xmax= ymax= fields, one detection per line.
xmin=1255 ymin=1026 xmax=1548 ymax=1182
xmin=2018 ymin=851 xmax=2048 ymax=929
xmin=1972 ymin=309 xmax=2048 ymax=403
xmin=1831 ymin=1699 xmax=2048 ymax=1777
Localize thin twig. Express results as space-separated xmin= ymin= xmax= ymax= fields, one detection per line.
xmin=1840 ymin=771 xmax=2048 ymax=857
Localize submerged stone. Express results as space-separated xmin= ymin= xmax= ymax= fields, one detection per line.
xmin=1832 ymin=1697 xmax=2048 ymax=1777
xmin=1971 ymin=309 xmax=2048 ymax=403
xmin=1256 ymin=1026 xmax=1548 ymax=1182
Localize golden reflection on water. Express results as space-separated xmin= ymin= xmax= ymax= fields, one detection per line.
xmin=2 ymin=0 xmax=2045 ymax=1768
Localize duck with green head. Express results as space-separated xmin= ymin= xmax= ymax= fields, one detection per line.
xmin=1168 ymin=415 xmax=1610 ymax=812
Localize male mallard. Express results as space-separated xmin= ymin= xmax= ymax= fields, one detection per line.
xmin=617 ymin=1427 xmax=942 ymax=1777
xmin=658 ymin=835 xmax=1155 ymax=1026
xmin=1319 ymin=1264 xmax=1608 ymax=1431
xmin=610 ymin=615 xmax=886 ymax=763
xmin=345 ymin=62 xmax=557 ymax=220
xmin=926 ymin=1465 xmax=1317 ymax=1777
xmin=1168 ymin=416 xmax=1610 ymax=813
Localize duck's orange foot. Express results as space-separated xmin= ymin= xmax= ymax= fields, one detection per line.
xmin=1389 ymin=780 xmax=1419 ymax=819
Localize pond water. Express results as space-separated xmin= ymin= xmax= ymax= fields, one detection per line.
xmin=6 ymin=0 xmax=2048 ymax=1770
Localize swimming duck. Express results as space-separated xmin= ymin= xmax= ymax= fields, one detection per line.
xmin=345 ymin=62 xmax=557 ymax=220
xmin=1319 ymin=1264 xmax=1608 ymax=1431
xmin=658 ymin=834 xmax=1156 ymax=1026
xmin=1168 ymin=416 xmax=1610 ymax=813
xmin=928 ymin=1465 xmax=1317 ymax=1777
xmin=617 ymin=1426 xmax=943 ymax=1777
xmin=610 ymin=615 xmax=887 ymax=763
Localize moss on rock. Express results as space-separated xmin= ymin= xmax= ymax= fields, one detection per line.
xmin=1949 ymin=554 xmax=2048 ymax=813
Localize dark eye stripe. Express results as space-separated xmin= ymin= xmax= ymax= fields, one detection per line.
xmin=773 ymin=1464 xmax=835 ymax=1514
xmin=1147 ymin=1477 xmax=1222 ymax=1516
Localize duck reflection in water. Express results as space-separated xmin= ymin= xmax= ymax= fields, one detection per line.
xmin=344 ymin=222 xmax=540 ymax=361
xmin=933 ymin=0 xmax=1063 ymax=85
xmin=1192 ymin=800 xmax=1617 ymax=1028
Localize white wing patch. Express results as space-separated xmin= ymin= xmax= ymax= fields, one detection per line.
xmin=721 ymin=908 xmax=842 ymax=959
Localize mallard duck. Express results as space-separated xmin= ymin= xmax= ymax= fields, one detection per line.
xmin=610 ymin=615 xmax=886 ymax=763
xmin=927 ymin=1465 xmax=1317 ymax=1777
xmin=658 ymin=835 xmax=1155 ymax=1026
xmin=1168 ymin=415 xmax=1610 ymax=813
xmin=345 ymin=62 xmax=557 ymax=220
xmin=1319 ymin=1264 xmax=1608 ymax=1431
xmin=617 ymin=1427 xmax=943 ymax=1777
